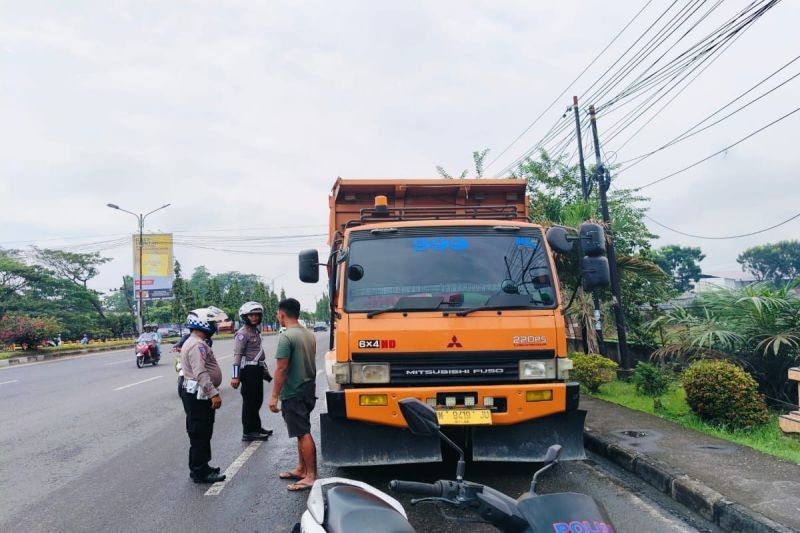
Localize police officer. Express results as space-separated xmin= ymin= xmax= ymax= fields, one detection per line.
xmin=231 ymin=301 xmax=274 ymax=441
xmin=180 ymin=306 xmax=226 ymax=484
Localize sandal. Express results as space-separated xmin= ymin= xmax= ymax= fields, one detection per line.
xmin=279 ymin=471 xmax=304 ymax=480
xmin=287 ymin=481 xmax=314 ymax=492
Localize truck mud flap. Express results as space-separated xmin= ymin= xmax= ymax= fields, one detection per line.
xmin=471 ymin=410 xmax=587 ymax=462
xmin=320 ymin=413 xmax=442 ymax=467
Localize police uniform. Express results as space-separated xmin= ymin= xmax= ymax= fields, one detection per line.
xmin=233 ymin=324 xmax=271 ymax=439
xmin=180 ymin=334 xmax=222 ymax=480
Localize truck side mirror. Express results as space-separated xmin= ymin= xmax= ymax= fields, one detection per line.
xmin=581 ymin=256 xmax=610 ymax=290
xmin=546 ymin=227 xmax=573 ymax=254
xmin=579 ymin=223 xmax=606 ymax=256
xmin=299 ymin=249 xmax=320 ymax=283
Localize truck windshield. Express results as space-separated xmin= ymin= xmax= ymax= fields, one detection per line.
xmin=344 ymin=228 xmax=556 ymax=313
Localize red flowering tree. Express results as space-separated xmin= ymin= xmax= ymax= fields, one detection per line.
xmin=0 ymin=315 xmax=61 ymax=350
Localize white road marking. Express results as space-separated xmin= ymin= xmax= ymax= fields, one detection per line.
xmin=0 ymin=379 xmax=20 ymax=386
xmin=205 ymin=441 xmax=263 ymax=496
xmin=103 ymin=359 xmax=132 ymax=366
xmin=218 ymin=355 xmax=233 ymax=361
xmin=113 ymin=375 xmax=164 ymax=391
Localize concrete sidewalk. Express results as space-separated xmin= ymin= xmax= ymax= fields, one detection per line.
xmin=582 ymin=396 xmax=800 ymax=532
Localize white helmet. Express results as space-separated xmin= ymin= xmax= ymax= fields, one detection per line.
xmin=238 ymin=301 xmax=264 ymax=323
xmin=186 ymin=306 xmax=226 ymax=336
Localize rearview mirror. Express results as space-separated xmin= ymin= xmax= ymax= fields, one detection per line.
xmin=299 ymin=249 xmax=320 ymax=283
xmin=546 ymin=227 xmax=573 ymax=254
xmin=543 ymin=444 xmax=562 ymax=464
xmin=581 ymin=256 xmax=610 ymax=290
xmin=398 ymin=398 xmax=440 ymax=437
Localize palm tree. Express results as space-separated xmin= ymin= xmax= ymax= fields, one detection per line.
xmin=648 ymin=281 xmax=800 ymax=405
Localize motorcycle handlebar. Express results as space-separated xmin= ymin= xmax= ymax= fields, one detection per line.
xmin=389 ymin=480 xmax=442 ymax=497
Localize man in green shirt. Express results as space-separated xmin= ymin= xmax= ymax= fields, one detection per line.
xmin=269 ymin=298 xmax=318 ymax=491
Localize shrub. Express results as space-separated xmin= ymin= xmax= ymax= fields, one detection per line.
xmin=0 ymin=314 xmax=61 ymax=350
xmin=682 ymin=360 xmax=769 ymax=429
xmin=633 ymin=362 xmax=672 ymax=410
xmin=571 ymin=353 xmax=618 ymax=393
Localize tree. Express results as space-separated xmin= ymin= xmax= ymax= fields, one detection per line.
xmin=189 ymin=266 xmax=212 ymax=296
xmin=437 ymin=149 xmax=490 ymax=179
xmin=651 ymin=245 xmax=705 ymax=293
xmin=513 ymin=150 xmax=668 ymax=349
xmin=31 ymin=247 xmax=110 ymax=320
xmin=223 ymin=279 xmax=243 ymax=319
xmin=171 ymin=261 xmax=190 ymax=323
xmin=737 ymin=241 xmax=800 ymax=284
xmin=279 ymin=287 xmax=286 ymax=301
xmin=204 ymin=278 xmax=223 ymax=307
xmin=315 ymin=292 xmax=331 ymax=323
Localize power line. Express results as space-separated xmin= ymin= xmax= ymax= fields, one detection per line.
xmin=483 ymin=0 xmax=655 ymax=174
xmin=631 ymin=104 xmax=800 ymax=191
xmin=645 ymin=211 xmax=800 ymax=239
xmin=617 ymin=60 xmax=800 ymax=172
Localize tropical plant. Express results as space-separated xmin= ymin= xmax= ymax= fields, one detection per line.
xmin=0 ymin=314 xmax=61 ymax=349
xmin=632 ymin=361 xmax=672 ymax=410
xmin=648 ymin=281 xmax=800 ymax=406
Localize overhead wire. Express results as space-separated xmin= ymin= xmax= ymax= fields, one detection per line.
xmin=616 ymin=60 xmax=800 ymax=172
xmin=631 ymin=104 xmax=800 ymax=191
xmin=483 ymin=0 xmax=655 ymax=174
xmin=644 ymin=211 xmax=800 ymax=239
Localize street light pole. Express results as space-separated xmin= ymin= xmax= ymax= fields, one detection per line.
xmin=268 ymin=273 xmax=286 ymax=294
xmin=107 ymin=203 xmax=170 ymax=334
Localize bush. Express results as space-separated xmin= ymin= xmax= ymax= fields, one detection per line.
xmin=0 ymin=315 xmax=61 ymax=350
xmin=682 ymin=360 xmax=769 ymax=429
xmin=571 ymin=353 xmax=618 ymax=393
xmin=633 ymin=362 xmax=672 ymax=409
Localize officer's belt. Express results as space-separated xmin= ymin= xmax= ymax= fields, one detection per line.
xmin=241 ymin=359 xmax=265 ymax=367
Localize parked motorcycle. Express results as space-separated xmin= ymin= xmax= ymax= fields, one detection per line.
xmin=296 ymin=398 xmax=615 ymax=533
xmin=135 ymin=339 xmax=160 ymax=368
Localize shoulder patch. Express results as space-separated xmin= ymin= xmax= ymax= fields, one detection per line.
xmin=236 ymin=334 xmax=245 ymax=341
xmin=198 ymin=343 xmax=207 ymax=355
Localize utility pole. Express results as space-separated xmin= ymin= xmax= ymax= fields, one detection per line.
xmin=573 ymin=96 xmax=605 ymax=356
xmin=107 ymin=203 xmax=171 ymax=334
xmin=588 ymin=105 xmax=630 ymax=371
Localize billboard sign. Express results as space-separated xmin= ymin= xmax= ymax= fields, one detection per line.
xmin=133 ymin=233 xmax=174 ymax=300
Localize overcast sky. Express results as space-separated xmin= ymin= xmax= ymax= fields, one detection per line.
xmin=2 ymin=0 xmax=798 ymax=310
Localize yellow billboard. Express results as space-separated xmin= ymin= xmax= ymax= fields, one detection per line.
xmin=133 ymin=233 xmax=174 ymax=300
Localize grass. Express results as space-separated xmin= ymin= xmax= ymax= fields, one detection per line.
xmin=592 ymin=380 xmax=800 ymax=465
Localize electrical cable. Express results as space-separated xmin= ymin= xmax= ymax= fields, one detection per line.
xmin=632 ymin=104 xmax=800 ymax=191
xmin=483 ymin=0 xmax=655 ymax=174
xmin=616 ymin=54 xmax=800 ymax=169
xmin=644 ymin=211 xmax=800 ymax=239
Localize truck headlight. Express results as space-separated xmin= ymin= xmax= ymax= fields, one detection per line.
xmin=351 ymin=363 xmax=390 ymax=384
xmin=558 ymin=358 xmax=573 ymax=380
xmin=332 ymin=363 xmax=351 ymax=384
xmin=519 ymin=359 xmax=556 ymax=380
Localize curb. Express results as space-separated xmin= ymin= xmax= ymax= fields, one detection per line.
xmin=584 ymin=431 xmax=795 ymax=532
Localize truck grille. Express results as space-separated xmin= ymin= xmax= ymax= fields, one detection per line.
xmin=352 ymin=350 xmax=555 ymax=386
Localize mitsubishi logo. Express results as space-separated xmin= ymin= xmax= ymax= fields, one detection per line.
xmin=447 ymin=335 xmax=463 ymax=348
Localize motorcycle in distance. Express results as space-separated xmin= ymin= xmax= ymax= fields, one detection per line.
xmin=134 ymin=336 xmax=161 ymax=368
xmin=296 ymin=398 xmax=615 ymax=533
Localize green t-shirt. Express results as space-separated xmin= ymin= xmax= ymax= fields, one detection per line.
xmin=275 ymin=325 xmax=317 ymax=400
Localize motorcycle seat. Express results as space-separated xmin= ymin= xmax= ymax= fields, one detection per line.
xmin=324 ymin=485 xmax=415 ymax=533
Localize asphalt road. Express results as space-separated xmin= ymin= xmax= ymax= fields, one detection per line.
xmin=0 ymin=333 xmax=719 ymax=532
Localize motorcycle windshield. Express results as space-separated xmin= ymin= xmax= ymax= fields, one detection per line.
xmin=516 ymin=493 xmax=614 ymax=533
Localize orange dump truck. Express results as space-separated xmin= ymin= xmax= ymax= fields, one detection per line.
xmin=299 ymin=178 xmax=598 ymax=466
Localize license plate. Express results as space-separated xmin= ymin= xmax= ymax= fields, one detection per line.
xmin=436 ymin=409 xmax=492 ymax=426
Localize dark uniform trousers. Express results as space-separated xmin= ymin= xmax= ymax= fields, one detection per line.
xmin=180 ymin=388 xmax=215 ymax=476
xmin=240 ymin=365 xmax=264 ymax=434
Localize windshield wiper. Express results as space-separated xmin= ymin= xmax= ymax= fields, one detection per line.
xmin=455 ymin=292 xmax=542 ymax=317
xmin=455 ymin=303 xmax=533 ymax=317
xmin=366 ymin=296 xmax=444 ymax=318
